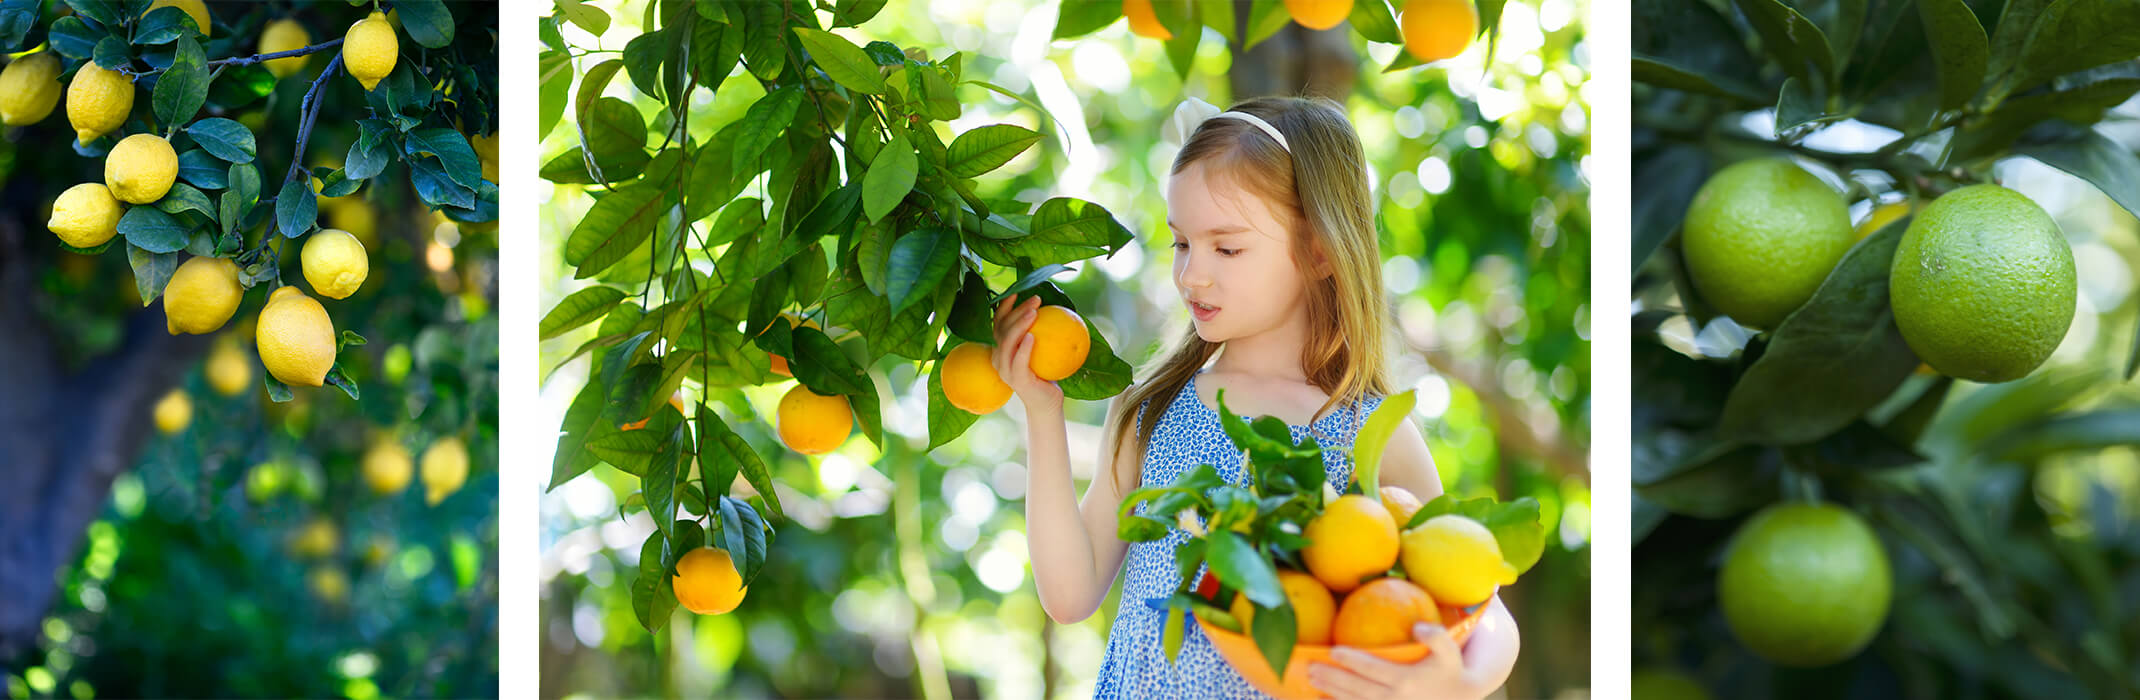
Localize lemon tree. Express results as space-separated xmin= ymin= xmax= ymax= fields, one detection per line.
xmin=0 ymin=2 xmax=500 ymax=694
xmin=1635 ymin=1 xmax=2140 ymax=694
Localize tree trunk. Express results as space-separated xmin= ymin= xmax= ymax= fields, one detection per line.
xmin=0 ymin=192 xmax=207 ymax=656
xmin=1229 ymin=3 xmax=1361 ymax=102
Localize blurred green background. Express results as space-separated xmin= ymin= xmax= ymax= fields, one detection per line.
xmin=0 ymin=3 xmax=501 ymax=698
xmin=536 ymin=0 xmax=1588 ymax=697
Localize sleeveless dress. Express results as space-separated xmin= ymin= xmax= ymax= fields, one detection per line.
xmin=1092 ymin=370 xmax=1384 ymax=699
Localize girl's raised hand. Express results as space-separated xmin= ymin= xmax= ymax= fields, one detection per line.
xmin=990 ymin=294 xmax=1065 ymax=408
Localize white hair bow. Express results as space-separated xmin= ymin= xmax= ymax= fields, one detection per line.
xmin=1162 ymin=96 xmax=1291 ymax=152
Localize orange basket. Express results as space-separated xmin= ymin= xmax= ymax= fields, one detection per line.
xmin=1193 ymin=598 xmax=1486 ymax=700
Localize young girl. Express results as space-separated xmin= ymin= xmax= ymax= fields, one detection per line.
xmin=990 ymin=96 xmax=1521 ymax=699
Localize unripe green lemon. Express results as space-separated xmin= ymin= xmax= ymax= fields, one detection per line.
xmin=0 ymin=52 xmax=63 ymax=126
xmin=48 ymin=183 xmax=123 ymax=249
xmin=164 ymin=256 xmax=243 ymax=335
xmin=1889 ymin=185 xmax=2076 ymax=383
xmin=342 ymin=11 xmax=399 ymax=91
xmin=1681 ymin=158 xmax=1854 ymax=329
xmin=1718 ymin=502 xmax=1891 ymax=667
xmin=106 ymin=133 xmax=179 ymax=204
xmin=301 ymin=228 xmax=369 ymax=299
xmin=260 ymin=18 xmax=312 ymax=79
xmin=67 ymin=60 xmax=134 ymax=144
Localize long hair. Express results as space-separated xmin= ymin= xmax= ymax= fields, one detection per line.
xmin=1104 ymin=95 xmax=1392 ymax=492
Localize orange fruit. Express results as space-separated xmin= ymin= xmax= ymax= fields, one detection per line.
xmin=1123 ymin=0 xmax=1171 ymax=40
xmin=620 ymin=392 xmax=685 ymax=431
xmin=1287 ymin=0 xmax=1355 ymax=30
xmin=763 ymin=314 xmax=822 ymax=377
xmin=1332 ymin=577 xmax=1441 ymax=647
xmin=1026 ymin=305 xmax=1091 ymax=381
xmin=777 ymin=384 xmax=853 ymax=455
xmin=673 ymin=547 xmax=748 ymax=614
xmin=940 ymin=342 xmax=1013 ymax=414
xmin=1303 ymin=494 xmax=1402 ymax=593
xmin=1399 ymin=0 xmax=1478 ymax=63
xmin=1380 ymin=485 xmax=1424 ymax=528
xmin=1227 ymin=569 xmax=1336 ymax=645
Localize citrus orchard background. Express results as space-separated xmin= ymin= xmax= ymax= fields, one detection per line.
xmin=532 ymin=0 xmax=1589 ymax=697
xmin=1634 ymin=0 xmax=2140 ymax=695
xmin=0 ymin=1 xmax=500 ymax=696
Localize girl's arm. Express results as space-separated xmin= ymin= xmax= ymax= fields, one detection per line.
xmin=992 ymin=294 xmax=1138 ymax=624
xmin=1377 ymin=417 xmax=1520 ymax=694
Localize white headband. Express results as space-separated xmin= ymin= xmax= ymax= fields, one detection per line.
xmin=1163 ymin=96 xmax=1291 ymax=152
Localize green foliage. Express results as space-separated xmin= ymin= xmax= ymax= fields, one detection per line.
xmin=1635 ymin=0 xmax=2140 ymax=695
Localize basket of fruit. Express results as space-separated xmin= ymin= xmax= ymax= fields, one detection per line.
xmin=1116 ymin=388 xmax=1543 ymax=700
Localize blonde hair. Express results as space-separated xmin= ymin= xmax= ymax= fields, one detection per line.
xmin=1104 ymin=95 xmax=1392 ymax=492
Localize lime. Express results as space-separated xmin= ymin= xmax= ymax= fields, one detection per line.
xmin=1717 ymin=502 xmax=1891 ymax=667
xmin=1630 ymin=668 xmax=1712 ymax=700
xmin=1889 ymin=185 xmax=2075 ymax=383
xmin=1681 ymin=158 xmax=1854 ymax=330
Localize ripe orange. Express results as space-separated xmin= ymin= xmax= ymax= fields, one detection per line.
xmin=1287 ymin=0 xmax=1354 ymax=30
xmin=777 ymin=384 xmax=853 ymax=455
xmin=1332 ymin=577 xmax=1441 ymax=647
xmin=1303 ymin=494 xmax=1402 ymax=593
xmin=620 ymin=391 xmax=685 ymax=431
xmin=673 ymin=547 xmax=748 ymax=615
xmin=1026 ymin=305 xmax=1091 ymax=381
xmin=1228 ymin=569 xmax=1336 ymax=645
xmin=1399 ymin=0 xmax=1478 ymax=63
xmin=1123 ymin=0 xmax=1171 ymax=40
xmin=940 ymin=342 xmax=1013 ymax=414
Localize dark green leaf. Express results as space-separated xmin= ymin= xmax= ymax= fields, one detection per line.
xmin=792 ymin=27 xmax=885 ymax=94
xmin=152 ymin=35 xmax=206 ymax=126
xmin=728 ymin=85 xmax=804 ymax=179
xmin=1918 ymin=0 xmax=1989 ymax=111
xmin=2004 ymin=0 xmax=2140 ymax=96
xmin=1731 ymin=0 xmax=1835 ymax=86
xmin=134 ymin=6 xmax=198 ymax=44
xmin=945 ymin=124 xmax=1040 ymax=178
xmin=1631 ymin=145 xmax=1707 ymax=271
xmin=550 ymin=378 xmax=612 ymax=490
xmin=947 ymin=270 xmax=995 ymax=345
xmin=185 ymin=118 xmax=255 ymax=164
xmin=541 ymin=286 xmax=629 ymax=340
xmin=2017 ymin=131 xmax=2140 ymax=223
xmin=630 ymin=529 xmax=676 ymax=632
xmin=126 ymin=244 xmax=176 ymax=305
xmin=1053 ymin=0 xmax=1120 ymax=39
xmin=885 ymin=226 xmax=959 ymax=315
xmin=394 ymin=0 xmax=455 ymax=49
xmin=117 ymin=206 xmax=188 ymax=253
xmin=91 ymin=35 xmax=128 ymax=72
xmin=47 ymin=18 xmax=99 ymax=60
xmin=1984 ymin=410 xmax=2140 ymax=462
xmin=153 ymin=182 xmax=214 ymax=219
xmin=406 ymin=127 xmax=486 ymax=191
xmin=565 ymin=185 xmax=665 ymax=279
xmin=1347 ymin=0 xmax=1400 ymax=44
xmin=274 ymin=176 xmax=316 ymax=239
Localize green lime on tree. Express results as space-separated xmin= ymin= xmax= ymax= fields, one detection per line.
xmin=1890 ymin=184 xmax=2077 ymax=383
xmin=1717 ymin=502 xmax=1891 ymax=667
xmin=1681 ymin=158 xmax=1856 ymax=330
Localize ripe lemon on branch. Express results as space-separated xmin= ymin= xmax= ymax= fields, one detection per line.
xmin=66 ymin=61 xmax=133 ymax=144
xmin=48 ymin=183 xmax=123 ymax=249
xmin=0 ymin=52 xmax=62 ymax=126
xmin=165 ymin=256 xmax=243 ymax=335
xmin=343 ymin=11 xmax=400 ymax=91
xmin=256 ymin=287 xmax=336 ymax=386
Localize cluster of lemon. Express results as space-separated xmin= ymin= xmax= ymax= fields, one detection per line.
xmin=1209 ymin=485 xmax=1518 ymax=649
xmin=1122 ymin=0 xmax=1479 ymax=65
xmin=1681 ymin=158 xmax=2077 ymax=383
xmin=11 ymin=5 xmax=410 ymax=407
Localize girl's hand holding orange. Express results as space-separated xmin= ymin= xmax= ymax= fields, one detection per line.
xmin=1308 ymin=623 xmax=1495 ymax=700
xmin=990 ymin=294 xmax=1064 ymax=409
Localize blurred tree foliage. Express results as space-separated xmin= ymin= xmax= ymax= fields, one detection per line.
xmin=537 ymin=0 xmax=1587 ymax=697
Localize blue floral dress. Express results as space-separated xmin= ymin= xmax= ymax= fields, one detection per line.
xmin=1092 ymin=370 xmax=1383 ymax=699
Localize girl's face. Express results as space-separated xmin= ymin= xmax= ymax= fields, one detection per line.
xmin=1165 ymin=162 xmax=1315 ymax=344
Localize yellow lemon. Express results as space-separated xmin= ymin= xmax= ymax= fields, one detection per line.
xmin=673 ymin=547 xmax=748 ymax=615
xmin=164 ymin=256 xmax=242 ymax=335
xmin=308 ymin=567 xmax=348 ymax=604
xmin=0 ymin=52 xmax=62 ymax=125
xmin=940 ymin=342 xmax=1013 ymax=414
xmin=260 ymin=18 xmax=312 ymax=79
xmin=106 ymin=133 xmax=179 ymax=204
xmin=342 ymin=11 xmax=399 ymax=92
xmin=48 ymin=183 xmax=123 ymax=249
xmin=1399 ymin=514 xmax=1516 ymax=607
xmin=67 ymin=60 xmax=134 ymax=144
xmin=421 ymin=436 xmax=470 ymax=506
xmin=256 ymin=286 xmax=336 ymax=386
xmin=470 ymin=132 xmax=499 ymax=182
xmin=145 ymin=0 xmax=210 ymax=37
xmin=153 ymin=390 xmax=191 ymax=434
xmin=205 ymin=337 xmax=252 ymax=396
xmin=1400 ymin=0 xmax=1479 ymax=63
xmin=324 ymin=197 xmax=378 ymax=247
xmin=363 ymin=436 xmax=414 ymax=496
xmin=777 ymin=384 xmax=853 ymax=455
xmin=292 ymin=517 xmax=338 ymax=558
xmin=301 ymin=228 xmax=368 ymax=299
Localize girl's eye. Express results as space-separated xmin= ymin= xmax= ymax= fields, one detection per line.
xmin=1171 ymin=241 xmax=1188 ymax=250
xmin=1218 ymin=248 xmax=1241 ymax=256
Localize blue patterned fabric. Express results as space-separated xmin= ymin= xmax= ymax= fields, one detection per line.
xmin=1092 ymin=370 xmax=1383 ymax=699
